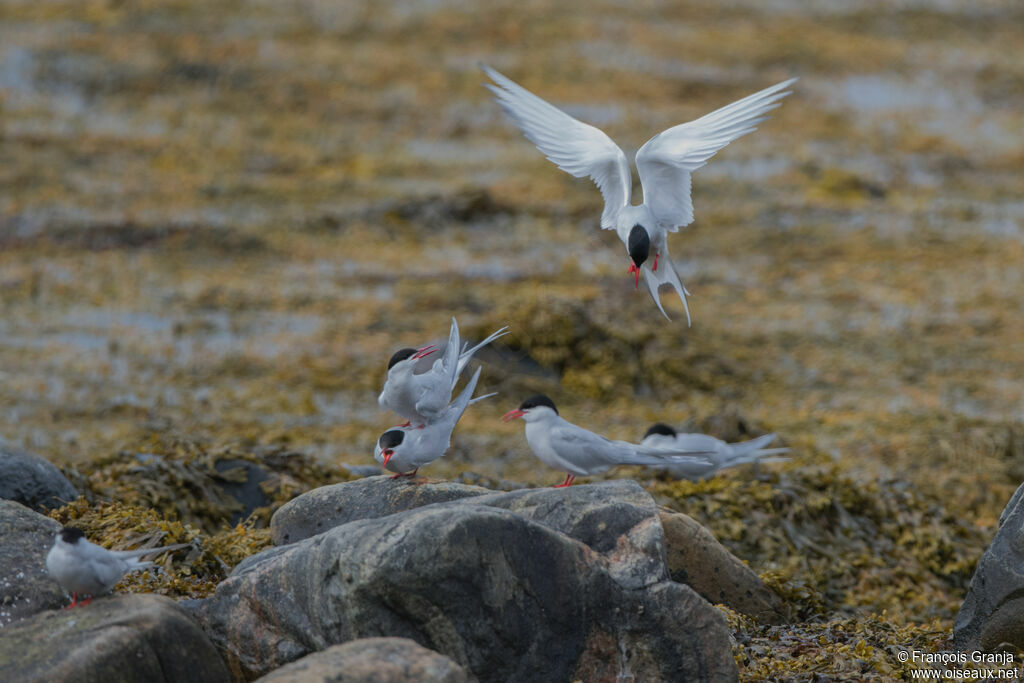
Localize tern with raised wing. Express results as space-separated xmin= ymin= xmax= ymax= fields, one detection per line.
xmin=378 ymin=317 xmax=507 ymax=427
xmin=483 ymin=65 xmax=796 ymax=323
xmin=376 ymin=366 xmax=495 ymax=478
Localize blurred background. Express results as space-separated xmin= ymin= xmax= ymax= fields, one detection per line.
xmin=2 ymin=0 xmax=1023 ymax=675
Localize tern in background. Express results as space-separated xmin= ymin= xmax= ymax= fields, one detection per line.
xmin=641 ymin=423 xmax=789 ymax=480
xmin=375 ymin=366 xmax=495 ymax=478
xmin=46 ymin=527 xmax=189 ymax=607
xmin=502 ymin=395 xmax=715 ymax=487
xmin=379 ymin=317 xmax=507 ymax=428
xmin=483 ymin=65 xmax=796 ymax=323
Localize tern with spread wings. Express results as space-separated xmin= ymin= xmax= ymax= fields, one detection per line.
xmin=483 ymin=65 xmax=796 ymax=323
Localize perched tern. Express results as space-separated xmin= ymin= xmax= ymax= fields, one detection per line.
xmin=45 ymin=526 xmax=189 ymax=607
xmin=378 ymin=317 xmax=507 ymax=427
xmin=641 ymin=423 xmax=789 ymax=480
xmin=375 ymin=366 xmax=495 ymax=478
xmin=483 ymin=65 xmax=796 ymax=323
xmin=502 ymin=395 xmax=716 ymax=487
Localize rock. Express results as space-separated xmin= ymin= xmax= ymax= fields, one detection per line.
xmin=955 ymin=481 xmax=1024 ymax=651
xmin=0 ymin=594 xmax=230 ymax=683
xmin=981 ymin=597 xmax=1024 ymax=651
xmin=253 ymin=638 xmax=470 ymax=683
xmin=270 ymin=476 xmax=490 ymax=545
xmin=0 ymin=500 xmax=64 ymax=626
xmin=198 ymin=482 xmax=737 ymax=682
xmin=659 ymin=509 xmax=786 ymax=624
xmin=0 ymin=444 xmax=78 ymax=511
xmin=214 ymin=458 xmax=273 ymax=525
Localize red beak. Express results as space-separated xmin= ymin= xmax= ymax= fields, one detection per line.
xmin=502 ymin=409 xmax=526 ymax=422
xmin=411 ymin=345 xmax=437 ymax=360
xmin=628 ymin=263 xmax=640 ymax=289
xmin=381 ymin=449 xmax=393 ymax=466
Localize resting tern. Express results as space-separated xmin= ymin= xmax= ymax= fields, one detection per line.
xmin=45 ymin=526 xmax=189 ymax=607
xmin=502 ymin=395 xmax=715 ymax=487
xmin=641 ymin=423 xmax=789 ymax=480
xmin=378 ymin=318 xmax=507 ymax=428
xmin=375 ymin=366 xmax=495 ymax=478
xmin=483 ymin=65 xmax=796 ymax=323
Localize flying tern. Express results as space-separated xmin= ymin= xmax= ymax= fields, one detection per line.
xmin=502 ymin=394 xmax=715 ymax=487
xmin=45 ymin=526 xmax=189 ymax=607
xmin=375 ymin=366 xmax=495 ymax=478
xmin=483 ymin=65 xmax=796 ymax=323
xmin=641 ymin=423 xmax=789 ymax=480
xmin=378 ymin=317 xmax=507 ymax=427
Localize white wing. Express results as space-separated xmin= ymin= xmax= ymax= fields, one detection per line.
xmin=636 ymin=78 xmax=797 ymax=232
xmin=483 ymin=65 xmax=631 ymax=229
xmin=548 ymin=421 xmax=631 ymax=475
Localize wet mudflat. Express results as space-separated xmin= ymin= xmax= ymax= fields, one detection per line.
xmin=2 ymin=0 xmax=1023 ymax=678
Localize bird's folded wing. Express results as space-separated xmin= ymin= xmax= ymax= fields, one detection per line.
xmin=636 ymin=78 xmax=797 ymax=232
xmin=483 ymin=65 xmax=631 ymax=230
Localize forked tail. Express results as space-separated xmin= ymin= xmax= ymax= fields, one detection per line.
xmin=642 ymin=249 xmax=691 ymax=325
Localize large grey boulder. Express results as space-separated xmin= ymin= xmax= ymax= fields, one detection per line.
xmin=0 ymin=500 xmax=65 ymax=626
xmin=956 ymin=482 xmax=1024 ymax=651
xmin=0 ymin=444 xmax=78 ymax=512
xmin=659 ymin=509 xmax=786 ymax=624
xmin=197 ymin=481 xmax=736 ymax=682
xmin=0 ymin=593 xmax=230 ymax=683
xmin=253 ymin=638 xmax=470 ymax=682
xmin=270 ymin=476 xmax=490 ymax=545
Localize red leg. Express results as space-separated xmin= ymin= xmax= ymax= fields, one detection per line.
xmin=552 ymin=474 xmax=576 ymax=488
xmin=389 ymin=468 xmax=418 ymax=480
xmin=80 ymin=595 xmax=93 ymax=607
xmin=65 ymin=592 xmax=78 ymax=609
xmin=653 ymin=252 xmax=659 ymax=271
xmin=397 ymin=421 xmax=411 ymax=428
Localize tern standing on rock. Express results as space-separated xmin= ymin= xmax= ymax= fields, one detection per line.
xmin=378 ymin=317 xmax=507 ymax=428
xmin=483 ymin=65 xmax=796 ymax=323
xmin=502 ymin=395 xmax=716 ymax=487
xmin=45 ymin=527 xmax=189 ymax=608
xmin=641 ymin=423 xmax=789 ymax=480
xmin=375 ymin=366 xmax=495 ymax=478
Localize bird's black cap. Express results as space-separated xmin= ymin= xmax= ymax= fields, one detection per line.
xmin=387 ymin=348 xmax=417 ymax=371
xmin=379 ymin=429 xmax=405 ymax=449
xmin=628 ymin=225 xmax=650 ymax=268
xmin=644 ymin=423 xmax=677 ymax=439
xmin=519 ymin=394 xmax=558 ymax=415
xmin=59 ymin=527 xmax=85 ymax=544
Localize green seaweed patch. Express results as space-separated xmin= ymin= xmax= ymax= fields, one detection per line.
xmin=69 ymin=435 xmax=354 ymax=532
xmin=469 ymin=291 xmax=751 ymax=400
xmin=719 ymin=605 xmax=951 ymax=680
xmin=651 ymin=461 xmax=986 ymax=624
xmin=48 ymin=498 xmax=271 ymax=599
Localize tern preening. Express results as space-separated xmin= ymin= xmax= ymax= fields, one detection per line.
xmin=483 ymin=65 xmax=796 ymax=323
xmin=375 ymin=366 xmax=495 ymax=478
xmin=45 ymin=527 xmax=189 ymax=607
xmin=641 ymin=423 xmax=789 ymax=480
xmin=502 ymin=394 xmax=716 ymax=487
xmin=378 ymin=317 xmax=507 ymax=428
